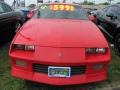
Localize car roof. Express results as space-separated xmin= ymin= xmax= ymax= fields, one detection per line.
xmin=0 ymin=1 xmax=4 ymax=3
xmin=0 ymin=1 xmax=10 ymax=5
xmin=116 ymin=4 xmax=120 ymax=7
xmin=0 ymin=1 xmax=7 ymax=3
xmin=111 ymin=4 xmax=120 ymax=7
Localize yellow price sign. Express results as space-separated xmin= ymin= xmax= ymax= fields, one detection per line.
xmin=50 ymin=4 xmax=74 ymax=11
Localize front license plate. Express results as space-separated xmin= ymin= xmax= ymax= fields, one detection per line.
xmin=48 ymin=66 xmax=71 ymax=78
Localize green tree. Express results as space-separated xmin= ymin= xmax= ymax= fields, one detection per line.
xmin=99 ymin=2 xmax=109 ymax=5
xmin=88 ymin=2 xmax=95 ymax=5
xmin=81 ymin=0 xmax=95 ymax=5
xmin=28 ymin=4 xmax=36 ymax=9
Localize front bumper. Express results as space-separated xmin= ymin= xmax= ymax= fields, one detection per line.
xmin=10 ymin=47 xmax=110 ymax=85
xmin=11 ymin=62 xmax=108 ymax=85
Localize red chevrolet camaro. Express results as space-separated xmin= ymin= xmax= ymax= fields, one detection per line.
xmin=9 ymin=3 xmax=110 ymax=86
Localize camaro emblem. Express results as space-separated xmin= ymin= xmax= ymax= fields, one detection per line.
xmin=58 ymin=52 xmax=62 ymax=57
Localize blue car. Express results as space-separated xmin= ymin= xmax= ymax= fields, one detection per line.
xmin=16 ymin=7 xmax=30 ymax=21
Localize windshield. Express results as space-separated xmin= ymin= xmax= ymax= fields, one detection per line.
xmin=36 ymin=4 xmax=88 ymax=20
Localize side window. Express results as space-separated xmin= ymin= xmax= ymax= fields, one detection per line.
xmin=0 ymin=3 xmax=4 ymax=14
xmin=102 ymin=7 xmax=109 ymax=12
xmin=106 ymin=6 xmax=115 ymax=14
xmin=107 ymin=6 xmax=120 ymax=21
xmin=2 ymin=3 xmax=12 ymax=12
xmin=114 ymin=6 xmax=120 ymax=20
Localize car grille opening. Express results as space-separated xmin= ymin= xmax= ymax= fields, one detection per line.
xmin=33 ymin=64 xmax=86 ymax=75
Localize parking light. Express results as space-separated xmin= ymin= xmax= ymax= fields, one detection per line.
xmin=15 ymin=60 xmax=27 ymax=67
xmin=93 ymin=64 xmax=103 ymax=70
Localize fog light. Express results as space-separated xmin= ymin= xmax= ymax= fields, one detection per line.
xmin=15 ymin=60 xmax=27 ymax=67
xmin=93 ymin=64 xmax=103 ymax=70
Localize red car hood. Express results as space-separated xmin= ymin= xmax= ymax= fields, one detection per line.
xmin=14 ymin=19 xmax=108 ymax=48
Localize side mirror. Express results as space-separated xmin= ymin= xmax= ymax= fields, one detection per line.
xmin=89 ymin=15 xmax=96 ymax=21
xmin=106 ymin=13 xmax=117 ymax=20
xmin=106 ymin=13 xmax=114 ymax=17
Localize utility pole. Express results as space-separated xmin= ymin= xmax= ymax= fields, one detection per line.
xmin=24 ymin=0 xmax=25 ymax=7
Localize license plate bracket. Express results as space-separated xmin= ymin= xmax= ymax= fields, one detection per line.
xmin=48 ymin=66 xmax=71 ymax=78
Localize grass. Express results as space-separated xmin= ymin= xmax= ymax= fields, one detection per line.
xmin=94 ymin=48 xmax=120 ymax=89
xmin=108 ymin=49 xmax=120 ymax=82
xmin=0 ymin=43 xmax=120 ymax=90
xmin=0 ymin=43 xmax=26 ymax=90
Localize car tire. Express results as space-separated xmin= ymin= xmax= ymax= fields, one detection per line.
xmin=114 ymin=33 xmax=120 ymax=56
xmin=15 ymin=21 xmax=22 ymax=33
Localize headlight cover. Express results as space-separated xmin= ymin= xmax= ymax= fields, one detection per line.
xmin=13 ymin=44 xmax=35 ymax=51
xmin=86 ymin=48 xmax=107 ymax=54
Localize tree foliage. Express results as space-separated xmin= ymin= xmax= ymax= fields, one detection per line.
xmin=81 ymin=0 xmax=95 ymax=5
xmin=28 ymin=4 xmax=36 ymax=9
xmin=99 ymin=2 xmax=110 ymax=5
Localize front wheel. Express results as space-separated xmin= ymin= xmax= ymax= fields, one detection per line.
xmin=114 ymin=33 xmax=120 ymax=56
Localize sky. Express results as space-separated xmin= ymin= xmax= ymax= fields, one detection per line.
xmin=5 ymin=0 xmax=120 ymax=6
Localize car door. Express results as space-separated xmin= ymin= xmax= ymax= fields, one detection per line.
xmin=0 ymin=2 xmax=15 ymax=42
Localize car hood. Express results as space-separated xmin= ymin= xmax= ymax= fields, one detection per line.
xmin=14 ymin=18 xmax=108 ymax=48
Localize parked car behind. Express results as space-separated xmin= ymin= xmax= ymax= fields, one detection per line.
xmin=16 ymin=7 xmax=37 ymax=21
xmin=95 ymin=4 xmax=120 ymax=55
xmin=0 ymin=1 xmax=24 ymax=43
xmin=9 ymin=3 xmax=110 ymax=89
xmin=15 ymin=7 xmax=30 ymax=21
xmin=85 ymin=8 xmax=97 ymax=15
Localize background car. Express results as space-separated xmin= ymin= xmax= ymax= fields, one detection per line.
xmin=85 ymin=8 xmax=97 ymax=15
xmin=95 ymin=4 xmax=120 ymax=55
xmin=0 ymin=1 xmax=24 ymax=43
xmin=15 ymin=7 xmax=30 ymax=21
xmin=15 ymin=7 xmax=37 ymax=21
